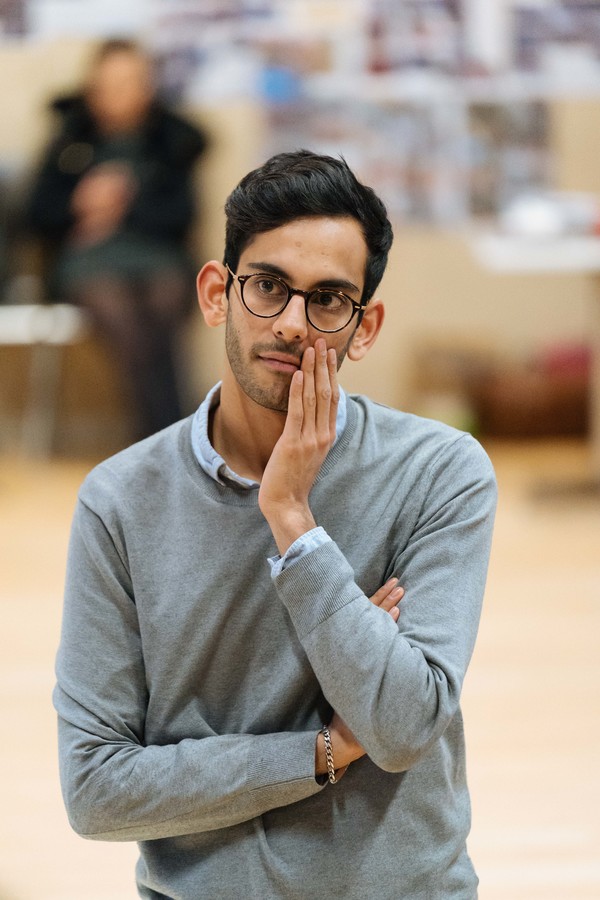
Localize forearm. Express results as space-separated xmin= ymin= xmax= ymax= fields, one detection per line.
xmin=58 ymin=499 xmax=325 ymax=843
xmin=275 ymin=544 xmax=437 ymax=771
xmin=55 ymin=690 xmax=323 ymax=842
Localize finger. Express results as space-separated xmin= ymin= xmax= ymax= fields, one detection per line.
xmin=380 ymin=593 xmax=403 ymax=615
xmin=283 ymin=369 xmax=304 ymax=438
xmin=327 ymin=347 xmax=339 ymax=441
xmin=377 ymin=584 xmax=403 ymax=623
xmin=301 ymin=345 xmax=317 ymax=431
xmin=387 ymin=584 xmax=404 ymax=606
xmin=313 ymin=338 xmax=333 ymax=436
xmin=369 ymin=578 xmax=404 ymax=607
xmin=368 ymin=578 xmax=397 ymax=605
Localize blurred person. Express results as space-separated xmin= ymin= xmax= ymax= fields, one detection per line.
xmin=25 ymin=38 xmax=207 ymax=440
xmin=54 ymin=150 xmax=496 ymax=899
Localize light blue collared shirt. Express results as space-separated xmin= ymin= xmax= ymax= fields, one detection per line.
xmin=191 ymin=382 xmax=346 ymax=574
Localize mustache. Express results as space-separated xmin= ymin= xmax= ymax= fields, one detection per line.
xmin=251 ymin=340 xmax=304 ymax=361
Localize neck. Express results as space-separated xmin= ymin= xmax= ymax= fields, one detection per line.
xmin=211 ymin=379 xmax=287 ymax=483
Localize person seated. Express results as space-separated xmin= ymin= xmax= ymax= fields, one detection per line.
xmin=25 ymin=38 xmax=208 ymax=441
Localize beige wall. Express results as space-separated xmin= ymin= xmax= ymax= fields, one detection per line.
xmin=0 ymin=38 xmax=96 ymax=168
xmin=550 ymin=98 xmax=600 ymax=194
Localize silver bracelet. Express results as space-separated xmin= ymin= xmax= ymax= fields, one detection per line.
xmin=321 ymin=725 xmax=337 ymax=784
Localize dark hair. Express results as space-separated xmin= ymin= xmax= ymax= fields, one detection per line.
xmin=91 ymin=37 xmax=146 ymax=65
xmin=85 ymin=38 xmax=155 ymax=84
xmin=224 ymin=150 xmax=393 ymax=304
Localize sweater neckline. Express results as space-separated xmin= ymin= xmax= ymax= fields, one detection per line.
xmin=179 ymin=396 xmax=358 ymax=506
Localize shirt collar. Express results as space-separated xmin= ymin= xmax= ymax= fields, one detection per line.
xmin=191 ymin=381 xmax=348 ymax=489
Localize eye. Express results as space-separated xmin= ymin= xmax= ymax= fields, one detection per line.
xmin=256 ymin=278 xmax=275 ymax=294
xmin=310 ymin=291 xmax=350 ymax=312
xmin=252 ymin=276 xmax=287 ymax=299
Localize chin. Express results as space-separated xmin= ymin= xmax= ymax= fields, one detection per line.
xmin=249 ymin=389 xmax=289 ymax=414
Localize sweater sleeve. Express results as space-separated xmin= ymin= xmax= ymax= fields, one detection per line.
xmin=54 ymin=498 xmax=322 ymax=843
xmin=273 ymin=433 xmax=497 ymax=773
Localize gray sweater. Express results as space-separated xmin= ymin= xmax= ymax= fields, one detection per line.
xmin=54 ymin=394 xmax=497 ymax=899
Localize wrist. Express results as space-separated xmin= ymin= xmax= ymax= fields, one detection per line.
xmin=261 ymin=502 xmax=316 ymax=556
xmin=320 ymin=725 xmax=338 ymax=784
xmin=315 ymin=722 xmax=363 ymax=782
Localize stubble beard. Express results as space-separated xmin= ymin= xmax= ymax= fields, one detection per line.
xmin=224 ymin=311 xmax=352 ymax=413
xmin=225 ymin=314 xmax=293 ymax=412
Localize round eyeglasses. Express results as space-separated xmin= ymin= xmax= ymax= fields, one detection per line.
xmin=225 ymin=264 xmax=366 ymax=333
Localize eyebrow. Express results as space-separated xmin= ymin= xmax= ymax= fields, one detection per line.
xmin=245 ymin=260 xmax=361 ymax=296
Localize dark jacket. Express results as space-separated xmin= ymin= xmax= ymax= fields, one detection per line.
xmin=26 ymin=94 xmax=208 ymax=247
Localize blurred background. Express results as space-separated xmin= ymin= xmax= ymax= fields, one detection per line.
xmin=0 ymin=2 xmax=599 ymax=899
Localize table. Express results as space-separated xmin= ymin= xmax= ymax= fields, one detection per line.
xmin=470 ymin=232 xmax=600 ymax=490
xmin=0 ymin=303 xmax=89 ymax=456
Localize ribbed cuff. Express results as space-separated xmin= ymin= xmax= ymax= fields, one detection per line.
xmin=273 ymin=541 xmax=359 ymax=639
xmin=246 ymin=729 xmax=324 ymax=794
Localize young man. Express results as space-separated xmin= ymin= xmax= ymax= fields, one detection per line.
xmin=54 ymin=150 xmax=497 ymax=898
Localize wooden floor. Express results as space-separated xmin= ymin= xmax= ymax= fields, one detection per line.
xmin=0 ymin=439 xmax=598 ymax=900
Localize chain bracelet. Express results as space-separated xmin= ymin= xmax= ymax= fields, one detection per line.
xmin=321 ymin=725 xmax=337 ymax=784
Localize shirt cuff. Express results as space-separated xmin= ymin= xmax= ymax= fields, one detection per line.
xmin=267 ymin=526 xmax=332 ymax=579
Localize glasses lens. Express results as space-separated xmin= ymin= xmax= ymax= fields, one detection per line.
xmin=243 ymin=275 xmax=288 ymax=316
xmin=307 ymin=291 xmax=355 ymax=332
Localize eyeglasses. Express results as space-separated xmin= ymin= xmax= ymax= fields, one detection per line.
xmin=225 ymin=264 xmax=366 ymax=333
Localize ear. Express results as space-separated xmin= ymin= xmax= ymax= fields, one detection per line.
xmin=347 ymin=298 xmax=384 ymax=361
xmin=196 ymin=261 xmax=229 ymax=327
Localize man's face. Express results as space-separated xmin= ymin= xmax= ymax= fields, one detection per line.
xmin=224 ymin=216 xmax=368 ymax=413
xmin=87 ymin=50 xmax=154 ymax=133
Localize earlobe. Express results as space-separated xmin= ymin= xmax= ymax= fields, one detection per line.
xmin=347 ymin=298 xmax=385 ymax=361
xmin=196 ymin=261 xmax=228 ymax=327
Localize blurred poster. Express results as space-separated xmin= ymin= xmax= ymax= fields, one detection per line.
xmin=468 ymin=102 xmax=548 ymax=217
xmin=0 ymin=0 xmax=27 ymax=36
xmin=514 ymin=1 xmax=600 ymax=77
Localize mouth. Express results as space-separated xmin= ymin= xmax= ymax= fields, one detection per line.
xmin=257 ymin=352 xmax=301 ymax=374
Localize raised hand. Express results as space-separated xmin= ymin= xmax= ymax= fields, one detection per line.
xmin=259 ymin=337 xmax=339 ymax=555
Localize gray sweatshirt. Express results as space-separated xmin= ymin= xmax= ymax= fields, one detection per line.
xmin=54 ymin=394 xmax=497 ymax=899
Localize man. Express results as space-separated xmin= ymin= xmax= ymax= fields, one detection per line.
xmin=54 ymin=150 xmax=497 ymax=899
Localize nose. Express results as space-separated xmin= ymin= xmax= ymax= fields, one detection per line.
xmin=272 ymin=292 xmax=309 ymax=343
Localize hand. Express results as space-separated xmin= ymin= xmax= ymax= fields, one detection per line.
xmin=368 ymin=577 xmax=404 ymax=624
xmin=70 ymin=163 xmax=136 ymax=243
xmin=259 ymin=338 xmax=339 ymax=555
xmin=315 ymin=579 xmax=404 ymax=780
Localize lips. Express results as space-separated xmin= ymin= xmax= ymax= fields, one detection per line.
xmin=257 ymin=352 xmax=301 ymax=374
